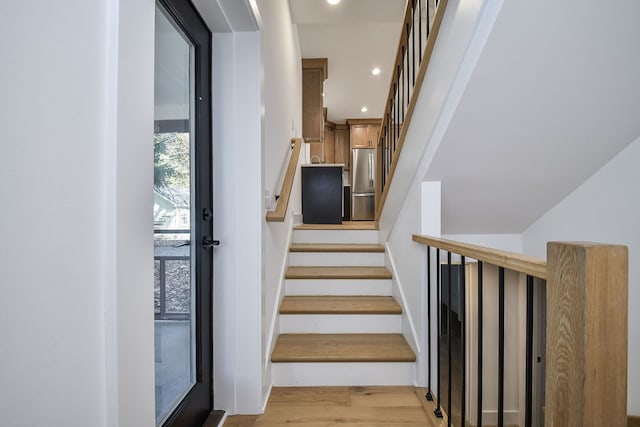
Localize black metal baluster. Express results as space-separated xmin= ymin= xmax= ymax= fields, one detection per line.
xmin=387 ymin=115 xmax=391 ymax=174
xmin=394 ymin=80 xmax=399 ymax=152
xmin=412 ymin=0 xmax=416 ymax=86
xmin=426 ymin=0 xmax=431 ymax=40
xmin=389 ymin=100 xmax=392 ymax=157
xmin=159 ymin=258 xmax=166 ymax=318
xmin=434 ymin=249 xmax=443 ymax=418
xmin=418 ymin=0 xmax=423 ymax=57
xmin=381 ymin=122 xmax=386 ymax=186
xmin=426 ymin=246 xmax=434 ymax=401
xmin=447 ymin=251 xmax=452 ymax=427
xmin=381 ymin=124 xmax=385 ymax=186
xmin=477 ymin=261 xmax=483 ymax=427
xmin=498 ymin=267 xmax=505 ymax=427
xmin=392 ymin=90 xmax=397 ymax=152
xmin=405 ymin=26 xmax=410 ymax=108
xmin=401 ymin=50 xmax=405 ymax=123
xmin=461 ymin=256 xmax=466 ymax=427
xmin=396 ymin=71 xmax=400 ymax=149
xmin=525 ymin=275 xmax=534 ymax=427
xmin=385 ymin=117 xmax=390 ymax=182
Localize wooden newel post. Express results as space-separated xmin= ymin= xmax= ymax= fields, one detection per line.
xmin=545 ymin=242 xmax=628 ymax=427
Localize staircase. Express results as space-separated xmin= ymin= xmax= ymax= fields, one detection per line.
xmin=271 ymin=223 xmax=416 ymax=386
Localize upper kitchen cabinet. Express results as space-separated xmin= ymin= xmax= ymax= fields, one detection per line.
xmin=334 ymin=124 xmax=350 ymax=170
xmin=302 ymin=58 xmax=328 ymax=143
xmin=324 ymin=121 xmax=335 ymax=163
xmin=347 ymin=118 xmax=382 ymax=148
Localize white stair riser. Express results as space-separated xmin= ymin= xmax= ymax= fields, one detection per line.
xmin=293 ymin=229 xmax=379 ymax=244
xmin=285 ymin=279 xmax=392 ymax=296
xmin=289 ymin=252 xmax=385 ymax=267
xmin=279 ymin=314 xmax=402 ymax=334
xmin=272 ymin=362 xmax=415 ymax=386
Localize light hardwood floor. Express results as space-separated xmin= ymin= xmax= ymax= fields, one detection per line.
xmin=285 ymin=266 xmax=392 ymax=280
xmin=223 ymin=386 xmax=438 ymax=427
xmin=279 ymin=296 xmax=402 ymax=315
xmin=271 ymin=334 xmax=415 ymax=363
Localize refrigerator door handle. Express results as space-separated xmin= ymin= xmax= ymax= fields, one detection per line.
xmin=368 ymin=152 xmax=374 ymax=187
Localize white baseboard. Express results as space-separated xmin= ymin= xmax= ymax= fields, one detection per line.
xmin=263 ymin=216 xmax=296 ymax=366
xmin=385 ymin=243 xmax=421 ymax=359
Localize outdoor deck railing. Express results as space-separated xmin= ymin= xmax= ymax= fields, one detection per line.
xmin=154 ymin=229 xmax=190 ymax=320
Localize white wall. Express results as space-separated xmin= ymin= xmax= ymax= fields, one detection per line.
xmin=109 ymin=1 xmax=156 ymax=425
xmin=522 ymin=135 xmax=640 ymax=415
xmin=258 ymin=0 xmax=303 ymax=200
xmin=443 ymin=234 xmax=523 ymax=254
xmin=200 ymin=0 xmax=302 ymax=416
xmin=423 ymin=0 xmax=640 ymax=234
xmin=256 ymin=0 xmax=303 ymax=410
xmin=0 ymin=0 xmax=155 ymax=426
xmin=212 ymin=32 xmax=264 ymax=415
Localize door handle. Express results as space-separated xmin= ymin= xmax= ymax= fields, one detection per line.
xmin=202 ymin=236 xmax=220 ymax=249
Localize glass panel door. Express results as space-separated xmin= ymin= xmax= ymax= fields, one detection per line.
xmin=154 ymin=4 xmax=195 ymax=424
xmin=153 ymin=0 xmax=213 ymax=424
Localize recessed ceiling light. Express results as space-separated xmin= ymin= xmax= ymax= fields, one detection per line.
xmin=327 ymin=0 xmax=340 ymax=5
xmin=371 ymin=67 xmax=381 ymax=76
xmin=322 ymin=92 xmax=325 ymax=97
xmin=361 ymin=106 xmax=368 ymax=113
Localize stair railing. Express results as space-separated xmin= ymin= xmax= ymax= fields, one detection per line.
xmin=412 ymin=235 xmax=628 ymax=427
xmin=266 ymin=138 xmax=303 ymax=222
xmin=375 ymin=0 xmax=448 ymax=220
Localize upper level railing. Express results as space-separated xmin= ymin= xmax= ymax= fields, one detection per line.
xmin=266 ymin=138 xmax=303 ymax=222
xmin=376 ymin=0 xmax=448 ymax=220
xmin=412 ymin=235 xmax=628 ymax=426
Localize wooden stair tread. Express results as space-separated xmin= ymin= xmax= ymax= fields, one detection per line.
xmin=290 ymin=243 xmax=384 ymax=253
xmin=271 ymin=334 xmax=416 ymax=363
xmin=280 ymin=296 xmax=402 ymax=314
xmin=294 ymin=221 xmax=378 ymax=230
xmin=285 ymin=266 xmax=392 ymax=280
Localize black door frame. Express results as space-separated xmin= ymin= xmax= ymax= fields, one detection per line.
xmin=156 ymin=1 xmax=213 ymax=426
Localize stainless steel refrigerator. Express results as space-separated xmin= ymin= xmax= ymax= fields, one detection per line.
xmin=351 ymin=148 xmax=375 ymax=220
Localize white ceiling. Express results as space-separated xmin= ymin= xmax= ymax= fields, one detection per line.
xmin=289 ymin=0 xmax=406 ymax=123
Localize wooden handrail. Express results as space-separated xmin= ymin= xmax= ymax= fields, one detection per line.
xmin=376 ymin=0 xmax=449 ymax=220
xmin=412 ymin=234 xmax=547 ymax=279
xmin=266 ymin=138 xmax=302 ymax=222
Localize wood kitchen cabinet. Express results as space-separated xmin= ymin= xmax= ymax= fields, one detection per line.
xmin=309 ymin=118 xmax=336 ymax=164
xmin=309 ymin=142 xmax=323 ymax=163
xmin=347 ymin=118 xmax=382 ymax=148
xmin=334 ymin=124 xmax=350 ymax=170
xmin=302 ymin=58 xmax=327 ymax=143
xmin=324 ymin=121 xmax=335 ymax=163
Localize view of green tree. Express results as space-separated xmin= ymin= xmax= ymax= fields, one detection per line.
xmin=154 ymin=132 xmax=190 ymax=207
